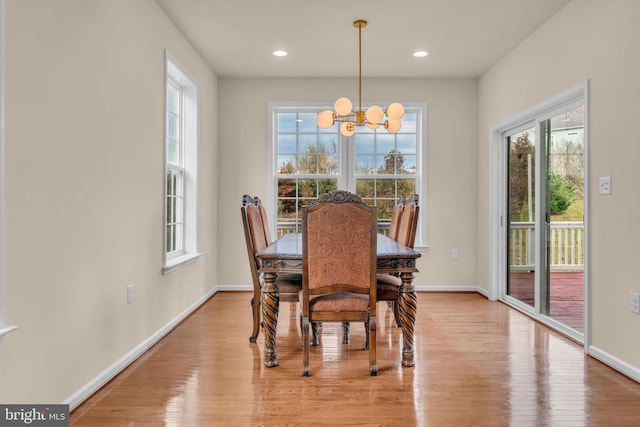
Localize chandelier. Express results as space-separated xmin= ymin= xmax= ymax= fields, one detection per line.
xmin=316 ymin=20 xmax=405 ymax=137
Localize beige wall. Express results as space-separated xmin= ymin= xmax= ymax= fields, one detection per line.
xmin=218 ymin=77 xmax=478 ymax=289
xmin=0 ymin=0 xmax=218 ymax=403
xmin=478 ymin=0 xmax=640 ymax=368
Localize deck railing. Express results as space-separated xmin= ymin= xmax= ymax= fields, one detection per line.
xmin=510 ymin=221 xmax=584 ymax=271
xmin=277 ymin=221 xmax=392 ymax=239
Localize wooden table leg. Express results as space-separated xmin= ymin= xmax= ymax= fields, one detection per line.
xmin=397 ymin=272 xmax=417 ymax=367
xmin=261 ymin=272 xmax=279 ymax=367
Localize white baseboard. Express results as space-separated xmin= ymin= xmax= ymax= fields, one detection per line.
xmin=64 ymin=286 xmax=218 ymax=410
xmin=588 ymin=345 xmax=640 ymax=383
xmin=414 ymin=285 xmax=489 ymax=298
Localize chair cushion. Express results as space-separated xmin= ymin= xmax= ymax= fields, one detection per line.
xmin=376 ymin=274 xmax=401 ymax=301
xmin=301 ymin=291 xmax=369 ymax=312
xmin=376 ymin=273 xmax=401 ymax=286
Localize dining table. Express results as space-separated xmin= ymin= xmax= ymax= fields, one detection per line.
xmin=256 ymin=232 xmax=421 ymax=369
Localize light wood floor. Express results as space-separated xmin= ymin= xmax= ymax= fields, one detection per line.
xmin=71 ymin=292 xmax=640 ymax=426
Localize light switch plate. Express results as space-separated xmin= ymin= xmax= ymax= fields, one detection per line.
xmin=599 ymin=176 xmax=611 ymax=195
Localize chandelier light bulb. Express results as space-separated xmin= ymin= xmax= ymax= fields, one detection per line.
xmin=334 ymin=97 xmax=353 ymax=116
xmin=385 ymin=119 xmax=402 ymax=134
xmin=366 ymin=105 xmax=384 ymax=124
xmin=316 ymin=110 xmax=335 ymax=128
xmin=386 ymin=103 xmax=405 ymax=120
xmin=340 ymin=121 xmax=356 ymax=137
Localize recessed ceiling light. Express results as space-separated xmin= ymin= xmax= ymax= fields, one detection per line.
xmin=413 ymin=51 xmax=429 ymax=58
xmin=272 ymin=50 xmax=288 ymax=57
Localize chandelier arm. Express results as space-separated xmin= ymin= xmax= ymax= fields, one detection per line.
xmin=358 ymin=20 xmax=362 ymax=114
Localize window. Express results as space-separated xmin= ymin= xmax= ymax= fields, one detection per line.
xmin=163 ymin=52 xmax=200 ymax=274
xmin=269 ymin=103 xmax=426 ymax=247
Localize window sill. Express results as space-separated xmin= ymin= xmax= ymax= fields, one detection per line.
xmin=0 ymin=325 xmax=18 ymax=344
xmin=162 ymin=252 xmax=202 ymax=275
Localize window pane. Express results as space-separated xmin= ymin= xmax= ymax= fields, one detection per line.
xmin=377 ymin=134 xmax=395 ymax=154
xmin=168 ymin=112 xmax=179 ymax=142
xmin=375 ymin=155 xmax=389 ymax=173
xmin=356 ymin=179 xmax=375 ymax=198
xmin=400 ymin=154 xmax=417 ymax=174
xmin=167 ymin=84 xmax=179 ymax=114
xmin=397 ymin=179 xmax=416 ymax=195
xmin=397 ymin=134 xmax=416 ymax=154
xmin=168 ymin=140 xmax=178 ymax=164
xmin=355 ymin=134 xmax=375 ymax=153
xmin=167 ymin=225 xmax=174 ymax=252
xmin=401 ymin=113 xmax=417 ymax=133
xmin=277 ymin=134 xmax=296 ymax=153
xmin=277 ymin=113 xmax=297 ymax=132
xmin=167 ymin=196 xmax=174 ymax=223
xmin=277 ymin=155 xmax=296 ymax=174
xmin=356 ymin=155 xmax=376 ymax=174
xmin=297 ymin=153 xmax=317 ymax=174
xmin=376 ymin=179 xmax=396 ymax=198
xmin=299 ymin=134 xmax=316 ymax=155
xmin=318 ymin=179 xmax=338 ymax=194
xmin=376 ymin=198 xmax=395 ymax=222
xmin=297 ymin=113 xmax=318 ymax=133
xmin=318 ymin=134 xmax=338 ymax=155
xmin=278 ymin=179 xmax=296 ymax=197
xmin=318 ymin=153 xmax=338 ymax=174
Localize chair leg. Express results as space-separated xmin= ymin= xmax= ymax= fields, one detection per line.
xmin=369 ymin=315 xmax=377 ymax=376
xmin=302 ymin=314 xmax=310 ymax=377
xmin=249 ymin=293 xmax=260 ymax=343
xmin=364 ymin=321 xmax=370 ymax=350
xmin=311 ymin=322 xmax=320 ymax=346
xmin=342 ymin=322 xmax=350 ymax=344
xmin=392 ymin=301 xmax=401 ymax=328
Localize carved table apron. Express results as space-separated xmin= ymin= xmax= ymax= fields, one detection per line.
xmin=256 ymin=233 xmax=421 ymax=368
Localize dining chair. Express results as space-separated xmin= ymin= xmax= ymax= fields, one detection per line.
xmin=376 ymin=194 xmax=420 ymax=327
xmin=388 ymin=196 xmax=405 ymax=241
xmin=241 ymin=194 xmax=304 ymax=343
xmin=300 ymin=190 xmax=378 ymax=376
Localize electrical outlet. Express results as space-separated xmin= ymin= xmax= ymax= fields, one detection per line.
xmin=631 ymin=292 xmax=640 ymax=314
xmin=451 ymin=249 xmax=459 ymax=260
xmin=127 ymin=284 xmax=134 ymax=305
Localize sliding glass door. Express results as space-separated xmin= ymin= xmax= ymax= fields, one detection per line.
xmin=503 ymin=105 xmax=585 ymax=335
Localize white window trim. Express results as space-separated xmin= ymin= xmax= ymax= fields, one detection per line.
xmin=162 ymin=51 xmax=201 ymax=274
xmin=0 ymin=0 xmax=17 ymax=344
xmin=267 ymin=101 xmax=427 ymax=249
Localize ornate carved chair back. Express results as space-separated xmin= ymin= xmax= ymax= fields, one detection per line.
xmin=300 ymin=190 xmax=378 ymax=376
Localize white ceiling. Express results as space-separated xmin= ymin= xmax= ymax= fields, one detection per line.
xmin=154 ymin=0 xmax=570 ymax=78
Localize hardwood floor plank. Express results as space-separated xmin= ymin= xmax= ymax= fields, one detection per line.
xmin=71 ymin=292 xmax=640 ymax=426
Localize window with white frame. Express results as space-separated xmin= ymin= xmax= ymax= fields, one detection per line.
xmin=269 ymin=103 xmax=426 ymax=246
xmin=163 ymin=52 xmax=200 ymax=274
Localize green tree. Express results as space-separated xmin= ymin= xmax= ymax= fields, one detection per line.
xmin=509 ymin=133 xmax=535 ymax=221
xmin=549 ymin=174 xmax=575 ymax=215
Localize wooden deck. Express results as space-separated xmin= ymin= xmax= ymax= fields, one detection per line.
xmin=509 ymin=271 xmax=584 ymax=332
